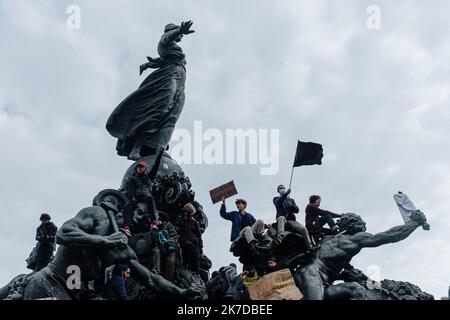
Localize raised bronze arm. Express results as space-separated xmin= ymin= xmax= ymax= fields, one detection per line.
xmin=353 ymin=211 xmax=428 ymax=248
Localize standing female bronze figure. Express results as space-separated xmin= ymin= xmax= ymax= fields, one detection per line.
xmin=107 ymin=21 xmax=195 ymax=160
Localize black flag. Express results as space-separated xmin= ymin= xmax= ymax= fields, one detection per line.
xmin=293 ymin=141 xmax=324 ymax=167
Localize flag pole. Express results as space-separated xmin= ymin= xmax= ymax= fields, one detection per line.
xmin=288 ymin=165 xmax=295 ymax=190
xmin=289 ymin=141 xmax=298 ymax=189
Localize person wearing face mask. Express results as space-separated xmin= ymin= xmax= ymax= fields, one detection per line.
xmin=274 ymin=185 xmax=299 ymax=221
xmin=273 ymin=185 xmax=313 ymax=250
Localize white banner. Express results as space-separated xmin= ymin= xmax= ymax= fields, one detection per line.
xmin=393 ymin=192 xmax=417 ymax=223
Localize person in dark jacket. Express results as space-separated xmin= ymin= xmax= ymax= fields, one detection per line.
xmin=305 ymin=195 xmax=342 ymax=235
xmin=273 ymin=185 xmax=313 ymax=249
xmin=102 ymin=264 xmax=131 ymax=300
xmin=123 ymin=147 xmax=165 ymax=231
xmin=34 ymin=213 xmax=58 ymax=271
xmin=220 ymin=198 xmax=256 ymax=242
xmin=273 ymin=185 xmax=299 ymax=220
xmin=178 ymin=203 xmax=203 ymax=272
xmin=151 ymin=212 xmax=178 ymax=281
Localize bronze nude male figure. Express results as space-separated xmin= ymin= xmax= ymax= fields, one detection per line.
xmin=23 ymin=200 xmax=200 ymax=300
xmin=294 ymin=210 xmax=429 ymax=300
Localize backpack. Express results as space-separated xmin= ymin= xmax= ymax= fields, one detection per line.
xmin=206 ymin=270 xmax=229 ymax=300
xmin=157 ymin=230 xmax=177 ymax=254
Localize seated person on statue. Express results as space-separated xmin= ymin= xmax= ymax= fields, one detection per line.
xmin=305 ymin=195 xmax=342 ymax=237
xmin=273 ymin=185 xmax=313 ymax=250
xmin=220 ymin=197 xmax=256 ymax=242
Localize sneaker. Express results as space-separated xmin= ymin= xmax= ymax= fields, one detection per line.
xmin=331 ymin=225 xmax=339 ymax=235
xmin=274 ymin=232 xmax=285 ymax=245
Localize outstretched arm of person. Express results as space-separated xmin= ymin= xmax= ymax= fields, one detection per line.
xmin=314 ymin=206 xmax=341 ymax=218
xmin=352 ymin=211 xmax=427 ymax=249
xmin=220 ymin=203 xmax=233 ymax=220
xmin=160 ymin=21 xmax=195 ymax=45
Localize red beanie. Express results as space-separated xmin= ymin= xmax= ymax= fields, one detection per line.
xmin=136 ymin=162 xmax=148 ymax=169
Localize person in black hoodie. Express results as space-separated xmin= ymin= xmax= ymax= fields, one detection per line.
xmin=34 ymin=213 xmax=57 ymax=271
xmin=122 ymin=147 xmax=165 ymax=232
xmin=178 ymin=203 xmax=203 ymax=272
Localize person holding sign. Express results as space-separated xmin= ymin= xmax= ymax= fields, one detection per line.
xmin=220 ymin=198 xmax=265 ymax=257
xmin=220 ymin=198 xmax=257 ymax=242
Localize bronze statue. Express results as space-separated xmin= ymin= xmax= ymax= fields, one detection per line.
xmin=106 ymin=21 xmax=195 ymax=160
xmin=294 ymin=211 xmax=429 ymax=300
xmin=23 ymin=197 xmax=201 ymax=300
xmin=1 ymin=21 xmax=436 ymax=300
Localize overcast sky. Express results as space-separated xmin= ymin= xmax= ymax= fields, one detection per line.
xmin=0 ymin=0 xmax=449 ymax=298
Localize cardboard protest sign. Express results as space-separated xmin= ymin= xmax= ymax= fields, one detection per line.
xmin=209 ymin=181 xmax=238 ymax=204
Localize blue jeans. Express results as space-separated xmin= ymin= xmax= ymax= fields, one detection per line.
xmin=319 ymin=214 xmax=336 ymax=229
